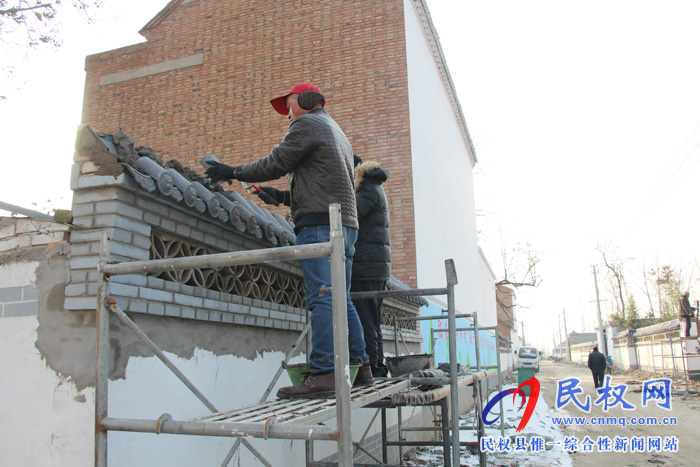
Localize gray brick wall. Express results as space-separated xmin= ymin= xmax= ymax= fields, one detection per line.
xmin=0 ymin=285 xmax=39 ymax=318
xmin=67 ymin=169 xmax=306 ymax=332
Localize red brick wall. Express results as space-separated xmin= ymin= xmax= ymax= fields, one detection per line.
xmin=496 ymin=285 xmax=514 ymax=340
xmin=82 ymin=0 xmax=417 ymax=285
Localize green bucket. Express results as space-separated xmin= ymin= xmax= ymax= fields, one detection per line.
xmin=283 ymin=362 xmax=361 ymax=385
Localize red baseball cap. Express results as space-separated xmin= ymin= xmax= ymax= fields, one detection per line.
xmin=269 ymin=82 xmax=324 ymax=115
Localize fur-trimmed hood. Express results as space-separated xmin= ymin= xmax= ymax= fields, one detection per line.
xmin=354 ymin=161 xmax=388 ymax=190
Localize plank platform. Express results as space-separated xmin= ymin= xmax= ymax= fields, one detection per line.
xmin=192 ymin=379 xmax=411 ymax=426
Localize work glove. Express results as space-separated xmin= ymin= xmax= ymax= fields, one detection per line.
xmin=253 ymin=187 xmax=280 ymax=207
xmin=205 ymin=161 xmax=238 ymax=185
xmin=255 ymin=186 xmax=291 ymax=206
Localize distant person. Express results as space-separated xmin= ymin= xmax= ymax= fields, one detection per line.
xmin=351 ymin=155 xmax=391 ymax=378
xmin=679 ymin=291 xmax=697 ymax=338
xmin=587 ymin=346 xmax=606 ymax=389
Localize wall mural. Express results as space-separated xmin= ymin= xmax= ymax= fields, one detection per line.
xmin=420 ymin=300 xmax=498 ymax=369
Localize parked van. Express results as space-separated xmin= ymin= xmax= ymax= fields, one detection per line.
xmin=515 ymin=346 xmax=541 ymax=372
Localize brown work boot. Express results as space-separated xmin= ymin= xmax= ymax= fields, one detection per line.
xmin=276 ymin=372 xmax=335 ymax=399
xmin=353 ymin=363 xmax=374 ymax=386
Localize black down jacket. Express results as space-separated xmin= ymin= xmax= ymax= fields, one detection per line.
xmin=587 ymin=349 xmax=607 ymax=372
xmin=352 ymin=161 xmax=391 ymax=281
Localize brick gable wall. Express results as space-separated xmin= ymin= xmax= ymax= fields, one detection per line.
xmin=82 ymin=0 xmax=417 ymax=286
xmin=496 ymin=284 xmax=514 ymax=340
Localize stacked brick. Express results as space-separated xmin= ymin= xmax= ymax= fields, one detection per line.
xmin=67 ymin=125 xmax=306 ymax=331
xmin=0 ymin=218 xmax=69 ymax=254
xmin=81 ymin=0 xmax=417 ymax=286
xmin=0 ymin=218 xmax=69 ymax=317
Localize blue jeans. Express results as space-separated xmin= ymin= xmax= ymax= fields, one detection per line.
xmin=297 ymin=225 xmax=369 ymax=374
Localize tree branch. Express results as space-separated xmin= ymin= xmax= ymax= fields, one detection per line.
xmin=0 ymin=4 xmax=53 ymax=16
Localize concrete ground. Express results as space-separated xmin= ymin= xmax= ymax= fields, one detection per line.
xmin=538 ymin=359 xmax=700 ymax=466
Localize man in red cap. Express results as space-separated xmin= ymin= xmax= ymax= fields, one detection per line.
xmin=206 ymin=83 xmax=372 ymax=398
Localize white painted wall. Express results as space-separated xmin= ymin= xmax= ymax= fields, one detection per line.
xmin=0 ymin=261 xmax=94 ymax=466
xmin=613 ymin=340 xmax=638 ymax=369
xmin=501 ymin=350 xmax=515 ymax=374
xmin=1 ymin=314 xmax=400 ymax=467
xmin=404 ymin=0 xmax=496 ymax=327
xmin=0 ymin=261 xmax=41 ymax=287
xmin=0 ymin=315 xmax=96 ymax=467
xmin=107 ymin=350 xmax=309 ymax=466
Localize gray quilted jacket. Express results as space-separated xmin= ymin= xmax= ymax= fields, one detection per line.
xmin=236 ymin=108 xmax=358 ymax=230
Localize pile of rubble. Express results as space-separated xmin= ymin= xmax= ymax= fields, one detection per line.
xmin=566 ymin=360 xmax=700 ymax=396
xmin=619 ymin=367 xmax=700 ymax=397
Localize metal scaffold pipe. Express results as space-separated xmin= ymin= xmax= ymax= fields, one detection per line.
xmin=473 ymin=312 xmax=486 ymax=467
xmin=96 ymin=234 xmax=111 ymax=467
xmin=103 ymin=242 xmax=331 ymax=276
xmin=329 ymin=203 xmax=353 ymax=467
xmin=350 ymin=287 xmax=449 ymax=299
xmin=444 ymin=259 xmax=461 ymax=467
xmin=100 ymin=417 xmax=340 ymax=440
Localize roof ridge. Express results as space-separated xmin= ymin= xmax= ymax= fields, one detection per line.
xmin=139 ymin=0 xmax=186 ymax=35
xmin=411 ymin=0 xmax=477 ymax=166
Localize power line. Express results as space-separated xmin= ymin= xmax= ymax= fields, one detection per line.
xmin=623 ymin=119 xmax=700 ymax=235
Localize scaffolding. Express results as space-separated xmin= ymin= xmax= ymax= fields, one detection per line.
xmin=650 ymin=336 xmax=700 ymax=389
xmin=95 ymin=204 xmax=495 ymax=466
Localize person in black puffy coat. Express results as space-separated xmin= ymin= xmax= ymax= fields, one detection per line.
xmin=587 ymin=346 xmax=607 ymax=389
xmin=351 ymin=157 xmax=392 ymax=377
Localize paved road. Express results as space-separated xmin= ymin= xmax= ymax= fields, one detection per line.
xmin=537 ymin=360 xmax=700 ymax=466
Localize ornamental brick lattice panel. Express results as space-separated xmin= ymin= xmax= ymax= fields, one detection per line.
xmin=151 ymin=229 xmax=306 ymax=308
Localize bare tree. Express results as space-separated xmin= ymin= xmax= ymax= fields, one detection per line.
xmin=596 ymin=244 xmax=628 ymax=320
xmin=640 ymin=261 xmax=658 ymax=318
xmin=491 ymin=242 xmax=541 ymax=339
xmin=1 ymin=1 xmax=104 ymax=48
xmin=496 ymin=241 xmax=542 ymax=289
xmin=1 ymin=1 xmax=104 ymax=98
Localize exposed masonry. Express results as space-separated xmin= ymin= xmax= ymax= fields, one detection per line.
xmin=0 ymin=217 xmax=70 ymax=254
xmin=68 ymin=125 xmax=422 ymax=339
xmin=0 ymin=218 xmax=70 ymax=318
xmin=0 ymin=284 xmax=39 ymax=318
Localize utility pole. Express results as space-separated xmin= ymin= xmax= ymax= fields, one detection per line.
xmin=592 ymin=265 xmax=607 ymax=354
xmin=558 ymin=314 xmax=563 ymax=359
xmin=563 ymin=308 xmax=570 ymax=361
xmin=656 ymin=257 xmax=662 ymax=319
xmin=521 ymin=320 xmax=525 ymax=345
xmin=552 ymin=336 xmax=557 ymax=358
